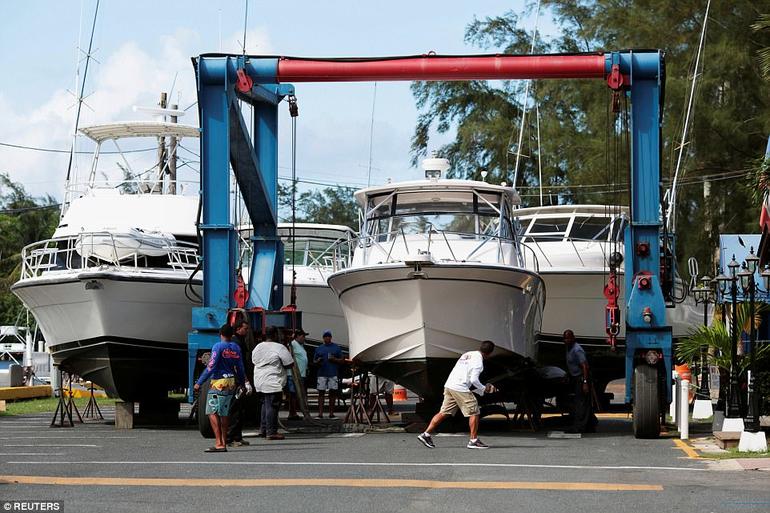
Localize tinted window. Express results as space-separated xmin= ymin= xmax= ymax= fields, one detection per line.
xmin=570 ymin=217 xmax=611 ymax=240
xmin=528 ymin=217 xmax=571 ymax=234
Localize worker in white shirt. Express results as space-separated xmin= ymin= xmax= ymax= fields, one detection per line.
xmin=417 ymin=341 xmax=496 ymax=450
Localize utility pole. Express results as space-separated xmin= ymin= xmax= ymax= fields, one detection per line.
xmin=168 ymin=103 xmax=178 ymax=194
xmin=156 ymin=92 xmax=168 ymax=194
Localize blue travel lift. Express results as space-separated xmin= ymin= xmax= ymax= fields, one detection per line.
xmin=188 ymin=50 xmax=673 ymax=438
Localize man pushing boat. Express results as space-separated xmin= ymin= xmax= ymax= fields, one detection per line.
xmin=417 ymin=341 xmax=497 ymax=449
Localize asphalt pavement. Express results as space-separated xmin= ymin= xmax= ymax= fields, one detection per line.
xmin=0 ymin=407 xmax=768 ymax=513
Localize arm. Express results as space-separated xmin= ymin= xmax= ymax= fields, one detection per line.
xmin=234 ymin=348 xmax=246 ymax=387
xmin=195 ymin=346 xmax=219 ymax=388
xmin=279 ymin=346 xmax=295 ymax=370
xmin=468 ymin=358 xmax=486 ymax=396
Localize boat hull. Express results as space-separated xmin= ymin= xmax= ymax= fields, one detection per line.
xmin=328 ymin=263 xmax=545 ymax=400
xmin=12 ymin=271 xmax=200 ymax=400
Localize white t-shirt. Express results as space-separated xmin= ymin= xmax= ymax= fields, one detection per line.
xmin=251 ymin=341 xmax=294 ymax=394
xmin=444 ymin=351 xmax=486 ymax=395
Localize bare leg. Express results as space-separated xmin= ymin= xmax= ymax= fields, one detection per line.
xmin=219 ymin=416 xmax=230 ymax=448
xmin=468 ymin=414 xmax=480 ymax=440
xmin=209 ymin=414 xmax=223 ymax=448
xmin=424 ymin=412 xmax=447 ymax=435
xmin=318 ymin=391 xmax=326 ymax=417
xmin=328 ymin=390 xmax=337 ymax=417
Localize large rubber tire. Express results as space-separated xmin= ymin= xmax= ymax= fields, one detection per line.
xmin=197 ymin=380 xmax=215 ymax=439
xmin=633 ymin=364 xmax=661 ymax=439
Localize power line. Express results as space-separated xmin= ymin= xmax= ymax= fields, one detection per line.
xmin=0 ymin=141 xmax=156 ymax=155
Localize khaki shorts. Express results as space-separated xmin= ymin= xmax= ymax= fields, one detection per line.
xmin=439 ymin=387 xmax=479 ymax=417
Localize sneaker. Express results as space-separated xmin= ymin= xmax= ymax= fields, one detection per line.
xmin=417 ymin=433 xmax=435 ymax=448
xmin=467 ymin=438 xmax=489 ymax=449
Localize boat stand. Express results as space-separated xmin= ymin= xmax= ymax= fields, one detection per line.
xmin=367 ymin=375 xmax=390 ymax=424
xmin=82 ymin=381 xmax=103 ymax=420
xmin=50 ymin=370 xmax=83 ymax=428
xmin=344 ymin=370 xmax=373 ymax=426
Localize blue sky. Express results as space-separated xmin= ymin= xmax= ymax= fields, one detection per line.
xmin=0 ymin=1 xmax=556 ymax=199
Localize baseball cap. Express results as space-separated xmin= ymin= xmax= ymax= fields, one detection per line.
xmin=322 ymin=330 xmax=332 ymax=338
xmin=294 ymin=329 xmax=309 ymax=337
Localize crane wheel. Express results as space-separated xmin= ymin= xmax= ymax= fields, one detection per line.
xmin=633 ymin=364 xmax=661 ymax=439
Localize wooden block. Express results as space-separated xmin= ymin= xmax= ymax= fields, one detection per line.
xmin=0 ymin=400 xmax=6 ymax=412
xmin=714 ymin=431 xmax=742 ymax=450
xmin=114 ymin=401 xmax=134 ymax=429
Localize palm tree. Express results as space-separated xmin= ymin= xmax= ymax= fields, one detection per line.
xmin=677 ymin=302 xmax=770 ymax=373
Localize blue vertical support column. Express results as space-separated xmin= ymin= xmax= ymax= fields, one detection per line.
xmin=614 ymin=51 xmax=673 ymax=404
xmin=187 ymin=58 xmax=237 ymax=400
xmin=248 ymin=99 xmax=284 ymax=310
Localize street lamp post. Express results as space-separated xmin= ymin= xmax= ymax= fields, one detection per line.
xmin=740 ymin=248 xmax=764 ymax=433
xmin=716 ymin=255 xmax=741 ymax=419
xmin=692 ymin=275 xmax=714 ymax=400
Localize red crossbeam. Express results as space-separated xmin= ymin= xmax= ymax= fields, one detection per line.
xmin=277 ymin=54 xmax=606 ymax=82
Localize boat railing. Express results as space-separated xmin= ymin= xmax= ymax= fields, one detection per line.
xmin=20 ymin=233 xmax=200 ymax=279
xmin=519 ymin=233 xmax=616 ymax=269
xmin=340 ymin=227 xmax=534 ymax=269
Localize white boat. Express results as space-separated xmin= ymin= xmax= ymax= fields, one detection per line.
xmin=278 ymin=223 xmax=354 ymax=346
xmin=11 ymin=121 xmax=202 ymax=400
xmin=239 ymin=222 xmax=355 ymax=346
xmin=515 ymin=204 xmax=701 ymax=391
xmin=327 ymin=158 xmax=545 ymax=400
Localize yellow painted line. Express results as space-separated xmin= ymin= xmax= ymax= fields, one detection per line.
xmin=672 ymin=439 xmax=700 ymax=459
xmin=0 ymin=475 xmax=663 ymax=491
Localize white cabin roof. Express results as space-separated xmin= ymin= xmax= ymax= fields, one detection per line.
xmin=54 ymin=190 xmax=199 ymax=238
xmin=79 ymin=121 xmax=200 ymax=143
xmin=354 ymin=179 xmax=516 ymax=206
xmin=277 ymin=223 xmax=355 ymax=240
xmin=515 ymin=204 xmax=629 ymax=218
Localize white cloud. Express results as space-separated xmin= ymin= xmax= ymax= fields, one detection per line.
xmin=0 ymin=27 xmax=222 ymax=199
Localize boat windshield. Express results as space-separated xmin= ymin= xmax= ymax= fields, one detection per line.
xmin=365 ymin=190 xmax=512 ymax=240
xmin=521 ymin=214 xmax=626 ymax=242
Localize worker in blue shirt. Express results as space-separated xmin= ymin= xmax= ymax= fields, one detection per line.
xmin=313 ymin=331 xmax=343 ymax=418
xmin=194 ymin=324 xmax=247 ymax=452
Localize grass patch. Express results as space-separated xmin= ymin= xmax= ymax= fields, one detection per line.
xmin=700 ymin=446 xmax=770 ymax=459
xmin=1 ymin=396 xmax=117 ymax=416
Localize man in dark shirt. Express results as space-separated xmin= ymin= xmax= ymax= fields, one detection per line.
xmin=563 ymin=329 xmax=597 ymax=433
xmin=226 ymin=320 xmax=253 ymax=447
xmin=313 ymin=331 xmax=343 ymax=418
xmin=194 ymin=324 xmax=246 ymax=452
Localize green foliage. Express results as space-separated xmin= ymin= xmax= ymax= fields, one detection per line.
xmin=0 ymin=173 xmax=59 ymax=324
xmin=411 ymin=1 xmax=770 ymax=272
xmin=277 ymin=182 xmax=358 ymax=228
xmin=677 ymin=302 xmax=770 ymax=374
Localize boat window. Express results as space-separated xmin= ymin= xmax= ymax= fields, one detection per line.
xmin=570 ymin=216 xmax=612 ymax=241
xmin=527 ymin=217 xmax=571 ymax=235
xmin=393 ymin=191 xmax=475 ymax=215
xmin=367 ymin=194 xmax=394 ymax=219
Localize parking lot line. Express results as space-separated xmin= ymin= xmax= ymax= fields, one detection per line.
xmin=2 ymin=460 xmax=709 ymax=472
xmin=672 ymin=439 xmax=700 ymax=459
xmin=0 ymin=475 xmax=663 ymax=491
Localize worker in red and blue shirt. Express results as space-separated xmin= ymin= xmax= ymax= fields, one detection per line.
xmin=194 ymin=323 xmax=247 ymax=453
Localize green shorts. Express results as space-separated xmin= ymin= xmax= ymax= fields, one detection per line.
xmin=205 ymin=391 xmax=234 ymax=416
